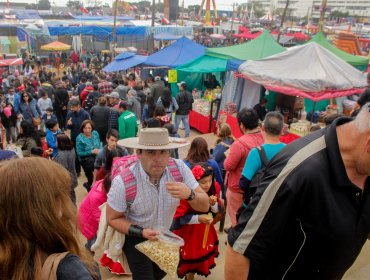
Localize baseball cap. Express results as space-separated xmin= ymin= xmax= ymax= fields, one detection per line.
xmin=154 ymin=76 xmax=161 ymax=81
xmin=177 ymin=81 xmax=186 ymax=87
xmin=108 ymin=92 xmax=119 ymax=99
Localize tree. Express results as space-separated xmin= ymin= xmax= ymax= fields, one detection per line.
xmin=87 ymin=0 xmax=102 ymax=8
xmin=38 ymin=0 xmax=51 ymax=10
xmin=330 ymin=10 xmax=349 ymax=19
xmin=248 ymin=2 xmax=264 ymax=19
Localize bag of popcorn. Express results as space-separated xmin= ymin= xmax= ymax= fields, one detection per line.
xmin=135 ymin=227 xmax=184 ymax=278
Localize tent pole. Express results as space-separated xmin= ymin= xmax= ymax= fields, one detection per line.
xmin=310 ymin=101 xmax=317 ymax=125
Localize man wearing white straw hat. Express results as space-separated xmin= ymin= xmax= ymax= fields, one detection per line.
xmin=107 ymin=128 xmax=209 ymax=280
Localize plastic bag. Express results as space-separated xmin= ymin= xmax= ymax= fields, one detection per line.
xmin=135 ymin=226 xmax=184 ymax=278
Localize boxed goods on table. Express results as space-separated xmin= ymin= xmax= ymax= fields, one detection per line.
xmin=193 ymin=99 xmax=211 ymax=116
xmin=290 ymin=120 xmax=310 ymax=137
xmin=224 ymin=102 xmax=237 ymax=115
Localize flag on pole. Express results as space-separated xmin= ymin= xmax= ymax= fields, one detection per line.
xmin=80 ymin=3 xmax=89 ymax=14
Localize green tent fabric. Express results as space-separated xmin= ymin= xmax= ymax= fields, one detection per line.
xmin=206 ymin=30 xmax=286 ymax=60
xmin=176 ymin=55 xmax=228 ymax=73
xmin=309 ymin=32 xmax=369 ymax=71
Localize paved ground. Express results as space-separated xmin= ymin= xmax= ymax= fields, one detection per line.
xmin=75 ymin=129 xmax=370 ymax=280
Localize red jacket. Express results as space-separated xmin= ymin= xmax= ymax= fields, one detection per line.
xmin=224 ymin=132 xmax=264 ymax=193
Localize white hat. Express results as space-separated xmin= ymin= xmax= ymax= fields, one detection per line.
xmin=118 ymin=128 xmax=189 ymax=150
xmin=154 ymin=76 xmax=161 ymax=81
xmin=177 ymin=81 xmax=186 ymax=87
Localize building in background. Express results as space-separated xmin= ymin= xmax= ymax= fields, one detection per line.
xmin=252 ymin=0 xmax=370 ymax=19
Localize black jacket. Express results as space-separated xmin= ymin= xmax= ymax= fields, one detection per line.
xmin=175 ymin=90 xmax=193 ymax=115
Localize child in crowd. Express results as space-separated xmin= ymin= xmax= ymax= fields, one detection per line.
xmin=45 ymin=119 xmax=62 ymax=159
xmin=0 ymin=103 xmax=17 ymax=144
xmin=38 ymin=130 xmax=52 ymax=158
xmin=171 ymin=163 xmax=223 ymax=280
xmin=212 ymin=123 xmax=234 ymax=175
xmin=42 ymin=107 xmax=57 ymax=131
xmin=163 ymin=123 xmax=181 ymax=159
xmin=30 ymin=147 xmax=44 ymax=157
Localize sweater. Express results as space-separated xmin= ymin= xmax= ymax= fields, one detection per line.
xmin=76 ymin=131 xmax=102 ymax=158
xmin=37 ymin=97 xmax=53 ymax=116
xmin=78 ymin=180 xmax=107 ymax=240
xmin=224 ymin=132 xmax=264 ymax=193
xmin=53 ymin=149 xmax=78 ymax=188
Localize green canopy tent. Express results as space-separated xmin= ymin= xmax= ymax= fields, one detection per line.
xmin=309 ymin=32 xmax=369 ymax=71
xmin=206 ymin=30 xmax=286 ymax=60
xmin=174 ymin=30 xmax=286 ymax=95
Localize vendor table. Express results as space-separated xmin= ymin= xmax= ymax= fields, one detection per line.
xmin=218 ymin=110 xmax=300 ymax=144
xmin=189 ymin=110 xmax=216 ymax=134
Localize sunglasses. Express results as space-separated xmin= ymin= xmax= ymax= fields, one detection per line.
xmin=23 ymin=95 xmax=29 ymax=98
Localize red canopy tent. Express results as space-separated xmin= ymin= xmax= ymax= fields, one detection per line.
xmin=0 ymin=58 xmax=23 ymax=66
xmin=285 ymin=32 xmax=310 ymax=41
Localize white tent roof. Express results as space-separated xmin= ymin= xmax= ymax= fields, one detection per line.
xmin=238 ymin=42 xmax=367 ymax=101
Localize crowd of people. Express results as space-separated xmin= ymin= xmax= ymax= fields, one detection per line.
xmin=0 ymin=62 xmax=370 ymax=280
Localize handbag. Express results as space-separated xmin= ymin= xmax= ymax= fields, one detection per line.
xmin=27 ymin=104 xmax=41 ymax=126
xmin=41 ymin=252 xmax=69 ymax=280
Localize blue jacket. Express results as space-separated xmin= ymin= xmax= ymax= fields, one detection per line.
xmin=212 ymin=138 xmax=234 ymax=171
xmin=66 ymin=108 xmax=90 ymax=143
xmin=5 ymin=93 xmax=21 ymax=114
xmin=19 ymin=99 xmax=42 ymax=123
xmin=46 ymin=128 xmax=62 ymax=158
xmin=42 ymin=114 xmax=58 ymax=122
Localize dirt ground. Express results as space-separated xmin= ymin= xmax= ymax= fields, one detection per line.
xmin=75 ymin=129 xmax=370 ymax=280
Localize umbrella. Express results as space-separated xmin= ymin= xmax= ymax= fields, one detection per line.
xmin=41 ymin=41 xmax=71 ymax=51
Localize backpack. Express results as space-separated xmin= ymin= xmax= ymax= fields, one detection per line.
xmin=243 ymin=146 xmax=269 ymax=205
xmin=111 ymin=155 xmax=183 ymax=208
xmin=83 ymin=93 xmax=99 ymax=112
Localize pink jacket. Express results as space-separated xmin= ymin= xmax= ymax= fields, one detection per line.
xmin=78 ymin=180 xmax=108 ymax=240
xmin=224 ymin=132 xmax=264 ymax=193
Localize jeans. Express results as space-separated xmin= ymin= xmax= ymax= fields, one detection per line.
xmin=5 ymin=126 xmax=16 ymax=143
xmin=123 ymin=235 xmax=166 ymax=280
xmin=174 ymin=114 xmax=190 ymax=137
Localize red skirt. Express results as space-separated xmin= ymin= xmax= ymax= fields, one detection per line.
xmin=173 ymin=223 xmax=219 ymax=278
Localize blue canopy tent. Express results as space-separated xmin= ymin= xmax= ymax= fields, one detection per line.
xmin=48 ymin=26 xmax=146 ymax=41
xmin=226 ymin=59 xmax=244 ymax=71
xmin=103 ymin=52 xmax=147 ymax=72
xmin=144 ymin=36 xmax=206 ymax=68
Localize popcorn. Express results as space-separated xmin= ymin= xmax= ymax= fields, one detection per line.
xmin=136 ymin=240 xmax=180 ymax=277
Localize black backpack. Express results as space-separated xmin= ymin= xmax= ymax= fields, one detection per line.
xmin=243 ymin=146 xmax=269 ymax=205
xmin=84 ymin=93 xmax=99 ymax=112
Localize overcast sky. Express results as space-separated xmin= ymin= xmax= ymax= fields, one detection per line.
xmin=5 ymin=0 xmax=249 ymax=9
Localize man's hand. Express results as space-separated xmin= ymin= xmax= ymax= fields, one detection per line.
xmin=92 ymin=148 xmax=100 ymax=155
xmin=165 ymin=182 xmax=191 ymax=200
xmin=67 ymin=118 xmax=72 ymax=126
xmin=198 ymin=214 xmax=212 ymax=224
xmin=143 ymin=228 xmax=160 ymax=241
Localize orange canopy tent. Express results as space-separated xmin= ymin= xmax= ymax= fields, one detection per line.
xmin=41 ymin=41 xmax=71 ymax=51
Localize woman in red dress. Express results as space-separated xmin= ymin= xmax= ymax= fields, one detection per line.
xmin=171 ymin=163 xmax=224 ymax=280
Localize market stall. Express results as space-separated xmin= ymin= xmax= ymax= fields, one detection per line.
xmin=102 ymin=52 xmax=147 ymax=72
xmin=237 ymin=42 xmax=367 ymax=137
